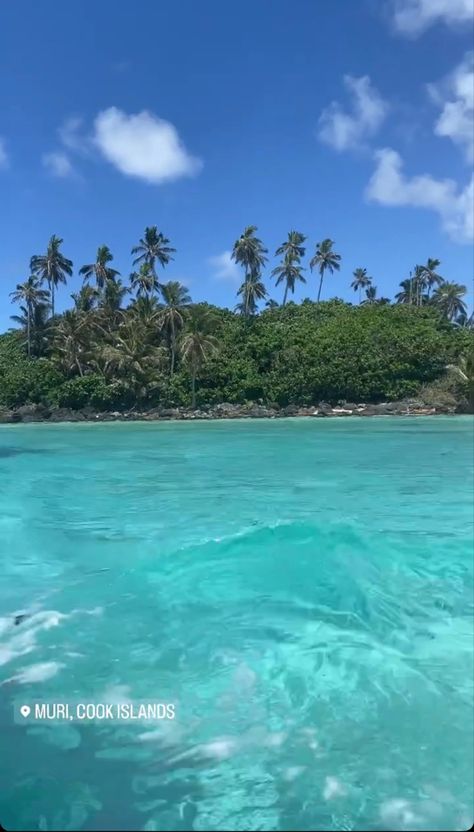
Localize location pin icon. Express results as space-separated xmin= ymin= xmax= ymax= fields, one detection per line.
xmin=20 ymin=705 xmax=31 ymax=718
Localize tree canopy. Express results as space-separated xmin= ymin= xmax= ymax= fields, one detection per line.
xmin=3 ymin=227 xmax=472 ymax=413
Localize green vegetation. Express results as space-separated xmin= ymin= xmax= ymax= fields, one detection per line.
xmin=2 ymin=226 xmax=472 ymax=414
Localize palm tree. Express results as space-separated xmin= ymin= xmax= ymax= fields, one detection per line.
xmin=128 ymin=295 xmax=161 ymax=323
xmin=30 ymin=235 xmax=73 ymax=317
xmin=454 ymin=310 xmax=474 ymax=329
xmin=51 ymin=310 xmax=90 ymax=377
xmin=71 ymin=284 xmax=99 ymax=313
xmin=11 ymin=302 xmax=51 ymax=357
xmin=431 ymin=282 xmax=467 ymax=322
xmin=180 ymin=307 xmax=219 ymax=408
xmin=130 ymin=263 xmax=160 ymax=299
xmin=265 ymin=299 xmax=279 ymax=310
xmin=271 ymin=260 xmax=306 ymax=305
xmin=10 ymin=277 xmax=50 ymax=355
xmin=236 ymin=272 xmax=267 ymax=315
xmin=351 ymin=268 xmax=372 ymax=304
xmin=361 ymin=286 xmax=390 ymax=305
xmin=79 ymin=245 xmax=120 ymax=290
xmin=417 ymin=258 xmax=443 ymax=301
xmin=231 ymin=226 xmax=268 ymax=282
xmin=395 ymin=278 xmax=414 ymax=305
xmin=101 ymin=277 xmax=129 ymax=314
xmin=92 ymin=278 xmax=129 ymax=337
xmin=413 ymin=264 xmax=427 ymax=307
xmin=272 ymin=231 xmax=306 ymax=305
xmin=361 ymin=285 xmax=378 ymax=305
xmin=309 ymin=238 xmax=341 ymax=302
xmin=275 ymin=230 xmax=306 ymax=262
xmin=159 ymin=281 xmax=191 ymax=375
xmin=131 ymin=226 xmax=175 ymax=278
xmin=446 ymin=353 xmax=474 ymax=411
xmin=102 ymin=323 xmax=165 ymax=405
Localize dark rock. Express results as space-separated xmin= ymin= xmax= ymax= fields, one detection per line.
xmin=374 ymin=402 xmax=400 ymax=414
xmin=158 ymin=408 xmax=180 ymax=418
xmin=357 ymin=405 xmax=379 ymax=416
xmin=434 ymin=402 xmax=456 ymax=414
xmin=402 ymin=399 xmax=425 ymax=409
xmin=142 ymin=408 xmax=162 ymax=420
xmin=80 ymin=406 xmax=100 ymax=420
xmin=315 ymin=401 xmax=333 ymax=417
xmin=370 ymin=403 xmax=397 ymax=415
xmin=246 ymin=405 xmax=276 ymax=418
xmin=0 ymin=409 xmax=21 ymax=424
xmin=2 ymin=395 xmax=460 ymax=424
xmin=48 ymin=408 xmax=86 ymax=423
xmin=283 ymin=404 xmax=316 ymax=417
xmin=182 ymin=409 xmax=212 ymax=420
xmin=17 ymin=403 xmax=51 ymax=422
xmin=283 ymin=404 xmax=300 ymax=417
xmin=211 ymin=403 xmax=246 ymax=418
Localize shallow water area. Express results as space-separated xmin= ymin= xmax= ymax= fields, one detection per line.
xmin=0 ymin=417 xmax=473 ymax=831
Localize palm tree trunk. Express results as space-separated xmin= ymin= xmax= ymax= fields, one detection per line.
xmin=191 ymin=362 xmax=197 ymax=409
xmin=170 ymin=321 xmax=175 ymax=375
xmin=76 ymin=358 xmax=84 ymax=377
xmin=51 ymin=281 xmax=55 ymax=317
xmin=26 ymin=306 xmax=31 ymax=357
xmin=359 ymin=286 xmax=362 ymax=304
xmin=317 ymin=272 xmax=324 ymax=303
xmin=283 ymin=284 xmax=288 ymax=306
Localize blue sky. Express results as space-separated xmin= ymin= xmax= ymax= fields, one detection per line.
xmin=0 ymin=0 xmax=473 ymax=329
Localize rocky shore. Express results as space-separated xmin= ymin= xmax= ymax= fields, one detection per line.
xmin=0 ymin=398 xmax=467 ymax=425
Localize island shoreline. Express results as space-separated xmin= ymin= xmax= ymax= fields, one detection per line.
xmin=1 ymin=399 xmax=471 ymax=425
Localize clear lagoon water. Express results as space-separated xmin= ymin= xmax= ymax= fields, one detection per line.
xmin=0 ymin=417 xmax=473 ymax=831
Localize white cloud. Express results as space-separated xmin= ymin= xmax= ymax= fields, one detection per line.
xmin=208 ymin=251 xmax=241 ymax=283
xmin=0 ymin=137 xmax=8 ymax=168
xmin=429 ymin=52 xmax=474 ymax=162
xmin=92 ymin=107 xmax=202 ymax=184
xmin=392 ymin=0 xmax=474 ymax=35
xmin=318 ymin=75 xmax=388 ymax=151
xmin=42 ymin=151 xmax=75 ymax=178
xmin=366 ymin=147 xmax=473 ymax=242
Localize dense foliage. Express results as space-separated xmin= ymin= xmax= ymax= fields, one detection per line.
xmin=1 ymin=301 xmax=471 ymax=411
xmin=2 ymin=228 xmax=472 ymax=412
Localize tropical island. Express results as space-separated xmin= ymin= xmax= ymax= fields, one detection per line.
xmin=1 ymin=225 xmax=472 ymax=423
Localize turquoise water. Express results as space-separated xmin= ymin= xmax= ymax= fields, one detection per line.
xmin=0 ymin=417 xmax=473 ymax=831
